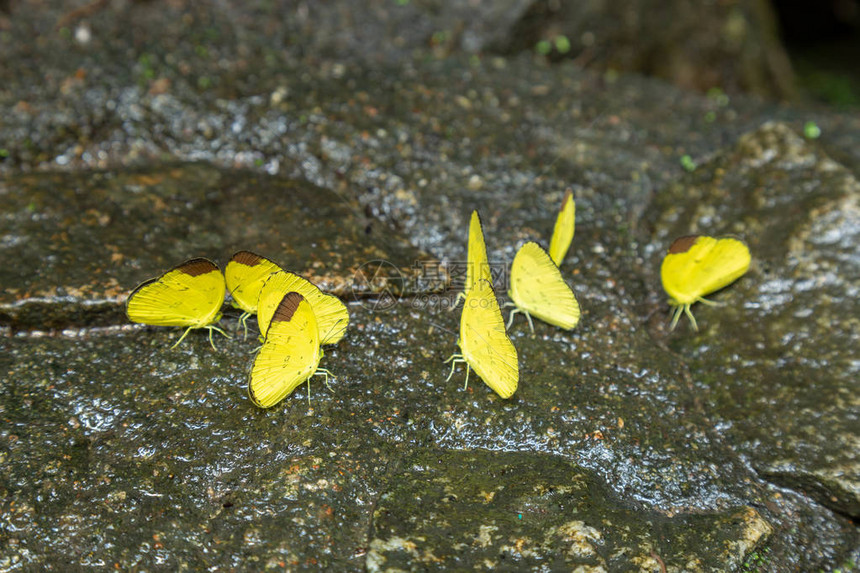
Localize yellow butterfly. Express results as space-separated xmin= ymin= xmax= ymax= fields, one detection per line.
xmin=257 ymin=270 xmax=349 ymax=345
xmin=248 ymin=291 xmax=335 ymax=408
xmin=661 ymin=235 xmax=751 ymax=331
xmin=507 ymin=242 xmax=581 ymax=332
xmin=453 ymin=210 xmax=492 ymax=307
xmin=548 ymin=190 xmax=575 ymax=266
xmin=224 ymin=251 xmax=282 ymax=337
xmin=126 ymin=258 xmax=229 ymax=349
xmin=446 ymin=278 xmax=518 ymax=398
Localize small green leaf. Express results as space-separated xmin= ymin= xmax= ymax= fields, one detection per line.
xmin=680 ymin=155 xmax=697 ymax=172
xmin=554 ymin=35 xmax=571 ymax=54
xmin=536 ymin=40 xmax=552 ymax=56
xmin=803 ymin=121 xmax=821 ymax=139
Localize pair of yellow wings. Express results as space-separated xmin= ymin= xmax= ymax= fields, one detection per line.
xmin=454 ymin=279 xmax=519 ymax=399
xmin=224 ymin=251 xmax=349 ymax=345
xmin=460 ymin=191 xmax=574 ymax=300
xmin=461 ymin=211 xmax=492 ymax=300
xmin=507 ymin=191 xmax=580 ymax=331
xmin=449 ymin=213 xmax=518 ymax=398
xmin=449 ymin=197 xmax=577 ymax=397
xmin=125 ymin=258 xmax=228 ymax=348
xmin=661 ymin=235 xmax=751 ymax=330
xmin=248 ymin=291 xmax=330 ymax=408
xmin=548 ymin=190 xmax=575 ymax=266
xmin=508 ymin=242 xmax=581 ymax=330
xmin=224 ymin=251 xmax=348 ymax=408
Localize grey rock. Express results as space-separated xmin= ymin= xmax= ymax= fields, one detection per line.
xmin=0 ymin=2 xmax=858 ymax=571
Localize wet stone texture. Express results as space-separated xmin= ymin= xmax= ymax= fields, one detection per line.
xmin=0 ymin=165 xmax=433 ymax=330
xmin=1 ymin=1 xmax=859 ymax=572
xmin=646 ymin=122 xmax=860 ymax=521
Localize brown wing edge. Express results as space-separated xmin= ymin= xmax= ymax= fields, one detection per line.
xmin=126 ymin=257 xmax=220 ymax=310
xmin=561 ymin=188 xmax=573 ymax=212
xmin=230 ymin=250 xmax=270 ymax=268
xmin=272 ymin=291 xmax=305 ymax=323
xmin=668 ymin=235 xmax=700 ymax=255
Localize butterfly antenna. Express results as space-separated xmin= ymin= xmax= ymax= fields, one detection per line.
xmin=320 ymin=317 xmax=347 ymax=345
xmin=427 ymin=321 xmax=457 ymax=337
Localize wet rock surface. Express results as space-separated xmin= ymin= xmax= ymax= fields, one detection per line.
xmin=647 ymin=122 xmax=860 ymax=521
xmin=1 ymin=1 xmax=859 ymax=571
xmin=0 ymin=165 xmax=431 ymax=330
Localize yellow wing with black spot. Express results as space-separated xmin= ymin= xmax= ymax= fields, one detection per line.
xmin=459 ymin=279 xmax=518 ymax=398
xmin=126 ymin=258 xmax=225 ymax=327
xmin=548 ymin=190 xmax=575 ymax=266
xmin=661 ymin=235 xmax=751 ymax=306
xmin=508 ymin=242 xmax=580 ymax=330
xmin=248 ymin=292 xmax=322 ymax=408
xmin=225 ymin=251 xmax=282 ymax=314
xmin=257 ymin=270 xmax=348 ymax=345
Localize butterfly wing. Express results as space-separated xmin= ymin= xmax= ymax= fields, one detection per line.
xmin=248 ymin=292 xmax=321 ymax=408
xmin=225 ymin=251 xmax=282 ymax=313
xmin=464 ymin=211 xmax=492 ymax=297
xmin=548 ymin=190 xmax=575 ymax=266
xmin=460 ymin=279 xmax=518 ymax=398
xmin=257 ymin=271 xmax=349 ymax=345
xmin=126 ymin=258 xmax=225 ymax=327
xmin=661 ymin=236 xmax=751 ymax=305
xmin=509 ymin=242 xmax=580 ymax=330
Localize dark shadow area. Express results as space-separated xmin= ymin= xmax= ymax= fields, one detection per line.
xmin=774 ymin=0 xmax=860 ymax=107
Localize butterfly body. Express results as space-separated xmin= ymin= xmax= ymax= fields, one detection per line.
xmin=257 ymin=270 xmax=349 ymax=345
xmin=548 ymin=190 xmax=575 ymax=266
xmin=454 ymin=210 xmax=492 ymax=307
xmin=225 ymin=250 xmax=282 ymax=337
xmin=447 ymin=278 xmax=518 ymax=399
xmin=126 ymin=258 xmax=228 ymax=348
xmin=248 ymin=291 xmax=333 ymax=408
xmin=508 ymin=242 xmax=580 ymax=331
xmin=661 ymin=235 xmax=751 ymax=330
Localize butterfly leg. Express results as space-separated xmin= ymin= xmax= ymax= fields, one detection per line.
xmin=444 ymin=354 xmax=465 ymax=382
xmin=669 ymin=305 xmax=684 ymax=330
xmin=463 ymin=363 xmax=470 ymax=391
xmin=238 ymin=312 xmax=251 ymax=340
xmin=683 ymin=304 xmax=698 ymax=331
xmin=524 ymin=311 xmax=535 ymax=334
xmin=505 ymin=306 xmax=520 ymax=330
xmin=171 ymin=326 xmax=195 ymax=349
xmin=449 ymin=291 xmax=465 ymax=311
xmin=696 ymin=296 xmax=722 ymax=307
xmin=206 ymin=325 xmax=231 ymax=350
xmin=315 ymin=368 xmax=337 ymax=391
